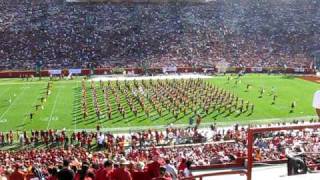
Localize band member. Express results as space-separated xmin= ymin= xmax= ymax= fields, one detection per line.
xmin=107 ymin=109 xmax=112 ymax=120
xmin=290 ymin=101 xmax=296 ymax=113
xmin=183 ymin=107 xmax=187 ymax=116
xmin=120 ymin=107 xmax=125 ymax=119
xmin=173 ymin=109 xmax=179 ymax=119
xmin=97 ymin=111 xmax=101 ymax=120
xmin=145 ymin=107 xmax=150 ymax=118
xmin=250 ymin=104 xmax=255 ymax=114
xmin=132 ymin=107 xmax=138 ymax=117
xmin=272 ymin=95 xmax=277 ymax=105
xmin=30 ymin=112 xmax=33 ymax=120
xmin=83 ymin=111 xmax=88 ymax=119
xmin=35 ymin=104 xmax=41 ymax=111
xmin=259 ymin=88 xmax=265 ymax=98
xmin=196 ymin=114 xmax=202 ymax=128
xmin=246 ymin=84 xmax=251 ymax=92
xmin=239 ymin=105 xmax=243 ymax=113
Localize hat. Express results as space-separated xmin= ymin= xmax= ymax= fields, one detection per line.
xmin=119 ymin=158 xmax=129 ymax=165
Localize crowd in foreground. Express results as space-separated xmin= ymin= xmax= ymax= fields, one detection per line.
xmin=0 ymin=120 xmax=320 ymax=179
xmin=1 ymin=150 xmax=192 ymax=180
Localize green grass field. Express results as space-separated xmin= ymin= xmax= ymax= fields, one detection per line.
xmin=0 ymin=74 xmax=318 ymax=132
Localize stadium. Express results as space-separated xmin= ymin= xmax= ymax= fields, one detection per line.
xmin=1 ymin=0 xmax=320 ymax=179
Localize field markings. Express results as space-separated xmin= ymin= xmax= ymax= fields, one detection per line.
xmin=20 ymin=87 xmax=44 ymax=131
xmin=46 ymin=86 xmax=63 ymax=130
xmin=0 ymin=85 xmax=27 ymax=121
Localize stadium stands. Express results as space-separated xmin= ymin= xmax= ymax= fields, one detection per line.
xmin=0 ymin=0 xmax=319 ymax=70
xmin=1 ymin=0 xmax=320 ymax=179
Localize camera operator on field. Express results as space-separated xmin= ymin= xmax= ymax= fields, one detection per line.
xmin=285 ymin=143 xmax=307 ymax=176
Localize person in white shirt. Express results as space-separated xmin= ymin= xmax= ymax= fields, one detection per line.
xmin=312 ymin=90 xmax=320 ymax=119
xmin=183 ymin=160 xmax=193 ymax=177
xmin=164 ymin=159 xmax=178 ymax=180
xmin=97 ymin=133 xmax=105 ymax=148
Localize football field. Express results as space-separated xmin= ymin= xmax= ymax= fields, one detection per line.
xmin=0 ymin=74 xmax=318 ymax=132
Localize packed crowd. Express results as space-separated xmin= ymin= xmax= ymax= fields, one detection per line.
xmin=1 ymin=0 xmax=318 ymax=70
xmin=0 ymin=120 xmax=320 ymax=179
xmin=0 ymin=147 xmax=194 ymax=180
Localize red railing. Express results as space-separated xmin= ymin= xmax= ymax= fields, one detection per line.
xmin=246 ymin=123 xmax=320 ymax=180
xmin=183 ymin=123 xmax=320 ymax=180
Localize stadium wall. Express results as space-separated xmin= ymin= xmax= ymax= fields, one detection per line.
xmin=0 ymin=67 xmax=315 ymax=78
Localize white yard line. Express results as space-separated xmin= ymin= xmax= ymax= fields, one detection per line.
xmin=0 ymin=85 xmax=27 ymax=120
xmin=46 ymin=87 xmax=62 ymax=130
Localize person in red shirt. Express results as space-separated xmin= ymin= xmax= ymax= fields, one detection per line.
xmin=178 ymin=158 xmax=186 ymax=172
xmin=152 ymin=167 xmax=172 ymax=180
xmin=95 ymin=160 xmax=114 ymax=180
xmin=110 ymin=158 xmax=132 ymax=180
xmin=147 ymin=156 xmax=161 ymax=179
xmin=9 ymin=164 xmax=25 ymax=180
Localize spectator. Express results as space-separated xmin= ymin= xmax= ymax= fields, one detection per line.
xmin=147 ymin=155 xmax=161 ymax=179
xmin=95 ymin=160 xmax=114 ymax=180
xmin=8 ymin=164 xmax=25 ymax=180
xmin=110 ymin=158 xmax=132 ymax=180
xmin=26 ymin=166 xmax=45 ymax=180
xmin=183 ymin=161 xmax=193 ymax=178
xmin=74 ymin=162 xmax=94 ymax=180
xmin=130 ymin=162 xmax=150 ymax=180
xmin=152 ymin=167 xmax=172 ymax=180
xmin=164 ymin=160 xmax=178 ymax=180
xmin=47 ymin=167 xmax=58 ymax=180
xmin=57 ymin=159 xmax=74 ymax=180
